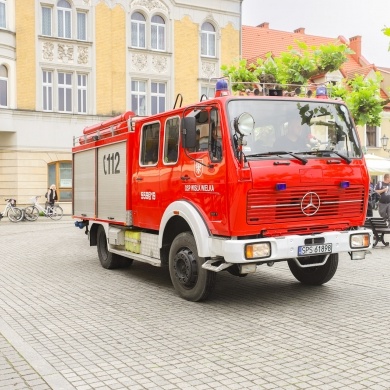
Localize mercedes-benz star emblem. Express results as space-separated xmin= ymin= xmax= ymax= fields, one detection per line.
xmin=301 ymin=192 xmax=321 ymax=216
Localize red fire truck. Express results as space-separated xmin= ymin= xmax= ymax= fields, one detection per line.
xmin=72 ymin=81 xmax=373 ymax=301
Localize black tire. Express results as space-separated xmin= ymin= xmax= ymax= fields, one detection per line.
xmin=169 ymin=232 xmax=216 ymax=301
xmin=24 ymin=206 xmax=39 ymax=221
xmin=96 ymin=225 xmax=133 ymax=269
xmin=288 ymin=253 xmax=338 ymax=285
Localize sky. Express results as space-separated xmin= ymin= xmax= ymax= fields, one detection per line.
xmin=241 ymin=0 xmax=390 ymax=66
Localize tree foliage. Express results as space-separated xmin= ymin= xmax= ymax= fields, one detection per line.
xmin=330 ymin=73 xmax=383 ymax=126
xmin=221 ymin=41 xmax=385 ymax=126
xmin=383 ymin=26 xmax=390 ymax=53
xmin=383 ymin=26 xmax=390 ymax=36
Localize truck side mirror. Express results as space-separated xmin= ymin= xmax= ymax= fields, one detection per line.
xmin=181 ymin=117 xmax=196 ymax=149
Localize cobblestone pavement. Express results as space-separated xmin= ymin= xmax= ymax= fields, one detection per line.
xmin=1 ymin=216 xmax=390 ymax=390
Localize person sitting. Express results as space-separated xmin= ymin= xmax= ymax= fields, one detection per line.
xmin=280 ymin=117 xmax=310 ymax=152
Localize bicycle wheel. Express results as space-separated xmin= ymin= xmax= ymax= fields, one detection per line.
xmin=49 ymin=205 xmax=63 ymax=220
xmin=8 ymin=207 xmax=23 ymax=222
xmin=24 ymin=206 xmax=39 ymax=221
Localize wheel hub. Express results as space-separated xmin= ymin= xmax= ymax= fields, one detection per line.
xmin=173 ymin=249 xmax=198 ymax=287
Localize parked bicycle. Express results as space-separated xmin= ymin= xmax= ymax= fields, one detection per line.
xmin=0 ymin=198 xmax=24 ymax=222
xmin=23 ymin=196 xmax=63 ymax=221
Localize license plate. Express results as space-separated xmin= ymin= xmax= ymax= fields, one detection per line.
xmin=298 ymin=243 xmax=332 ymax=256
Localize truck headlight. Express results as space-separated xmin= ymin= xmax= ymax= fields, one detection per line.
xmin=245 ymin=242 xmax=271 ymax=259
xmin=350 ymin=233 xmax=370 ymax=248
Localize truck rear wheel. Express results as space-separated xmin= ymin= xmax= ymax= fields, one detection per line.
xmin=288 ymin=253 xmax=338 ymax=285
xmin=169 ymin=232 xmax=216 ymax=301
xmin=97 ymin=225 xmax=133 ymax=269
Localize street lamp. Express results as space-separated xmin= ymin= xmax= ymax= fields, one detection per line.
xmin=380 ymin=134 xmax=389 ymax=151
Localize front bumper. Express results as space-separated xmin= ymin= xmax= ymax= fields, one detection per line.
xmin=210 ymin=229 xmax=373 ymax=264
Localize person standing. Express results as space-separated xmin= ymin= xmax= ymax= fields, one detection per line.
xmin=375 ymin=173 xmax=390 ymax=223
xmin=46 ymin=184 xmax=58 ymax=208
xmin=367 ymin=176 xmax=375 ymax=218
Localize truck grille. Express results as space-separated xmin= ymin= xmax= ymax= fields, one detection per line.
xmin=247 ymin=186 xmax=365 ymax=225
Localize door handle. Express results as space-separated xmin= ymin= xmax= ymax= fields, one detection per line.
xmin=181 ymin=175 xmax=190 ymax=181
xmin=136 ymin=177 xmax=143 ymax=181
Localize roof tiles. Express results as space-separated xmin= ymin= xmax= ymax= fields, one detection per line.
xmin=242 ymin=24 xmax=369 ymax=79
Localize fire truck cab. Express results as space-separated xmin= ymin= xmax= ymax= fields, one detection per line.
xmin=73 ymin=81 xmax=373 ymax=301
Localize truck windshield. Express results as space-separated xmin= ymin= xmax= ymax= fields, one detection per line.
xmin=227 ymin=99 xmax=362 ymax=159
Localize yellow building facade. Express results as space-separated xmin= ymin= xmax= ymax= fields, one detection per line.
xmin=0 ymin=0 xmax=241 ymax=213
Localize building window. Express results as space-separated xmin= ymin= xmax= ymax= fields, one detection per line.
xmin=43 ymin=70 xmax=53 ymax=111
xmin=42 ymin=2 xmax=87 ymax=40
xmin=43 ymin=69 xmax=90 ymax=113
xmin=0 ymin=64 xmax=7 ymax=107
xmin=0 ymin=0 xmax=7 ymax=29
xmin=201 ymin=84 xmax=215 ymax=99
xmin=151 ymin=82 xmax=166 ymax=114
xmin=77 ymin=74 xmax=87 ymax=113
xmin=201 ymin=22 xmax=216 ymax=57
xmin=57 ymin=0 xmax=71 ymax=39
xmin=151 ymin=15 xmax=165 ymax=51
xmin=42 ymin=6 xmax=52 ymax=36
xmin=58 ymin=72 xmax=72 ymax=112
xmin=48 ymin=161 xmax=72 ymax=202
xmin=366 ymin=125 xmax=378 ymax=147
xmin=77 ymin=11 xmax=87 ymax=40
xmin=131 ymin=12 xmax=146 ymax=48
xmin=131 ymin=80 xmax=146 ymax=116
xmin=131 ymin=80 xmax=167 ymax=116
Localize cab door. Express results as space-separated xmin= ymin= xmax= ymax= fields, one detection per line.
xmin=180 ymin=108 xmax=229 ymax=235
xmin=159 ymin=116 xmax=183 ymax=212
xmin=133 ymin=121 xmax=161 ymax=230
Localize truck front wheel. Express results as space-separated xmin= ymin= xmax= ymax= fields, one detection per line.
xmin=97 ymin=225 xmax=132 ymax=269
xmin=287 ymin=253 xmax=338 ymax=285
xmin=169 ymin=232 xmax=216 ymax=301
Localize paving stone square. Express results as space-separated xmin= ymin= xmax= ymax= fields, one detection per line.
xmin=1 ymin=217 xmax=390 ymax=389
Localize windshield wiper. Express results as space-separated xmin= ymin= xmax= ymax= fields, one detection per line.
xmin=246 ymin=151 xmax=308 ymax=165
xmin=327 ymin=150 xmax=352 ymax=164
xmin=301 ymin=150 xmax=352 ymax=164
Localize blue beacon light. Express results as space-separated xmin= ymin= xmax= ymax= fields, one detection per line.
xmin=316 ymin=86 xmax=328 ymax=99
xmin=276 ymin=183 xmax=287 ymax=191
xmin=215 ymin=79 xmax=230 ymax=97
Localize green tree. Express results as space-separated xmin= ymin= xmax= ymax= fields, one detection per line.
xmin=330 ymin=73 xmax=383 ymax=126
xmin=221 ymin=41 xmax=386 ymax=126
xmin=383 ymin=25 xmax=390 ymax=49
xmin=220 ymin=59 xmax=261 ymax=92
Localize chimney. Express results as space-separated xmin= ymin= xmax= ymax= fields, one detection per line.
xmin=349 ymin=36 xmax=362 ymax=61
xmin=294 ymin=28 xmax=305 ymax=34
xmin=257 ymin=22 xmax=269 ymax=29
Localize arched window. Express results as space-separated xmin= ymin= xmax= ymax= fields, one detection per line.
xmin=57 ymin=0 xmax=71 ymax=39
xmin=151 ymin=15 xmax=165 ymax=51
xmin=0 ymin=64 xmax=8 ymax=107
xmin=201 ymin=22 xmax=216 ymax=57
xmin=131 ymin=12 xmax=146 ymax=48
